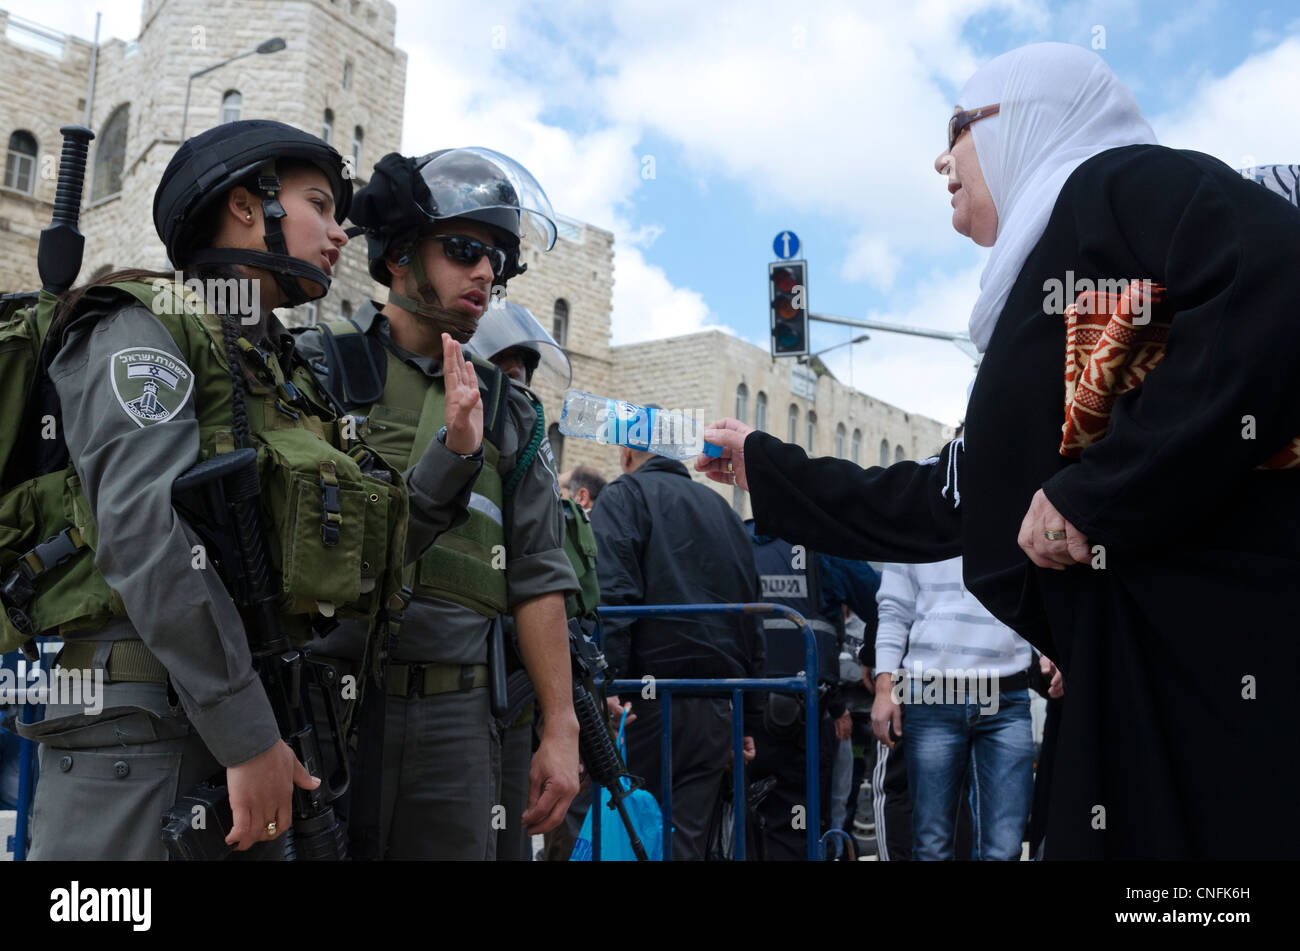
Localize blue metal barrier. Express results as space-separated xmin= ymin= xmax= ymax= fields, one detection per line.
xmin=3 ymin=639 xmax=53 ymax=862
xmin=591 ymin=603 xmax=820 ymax=861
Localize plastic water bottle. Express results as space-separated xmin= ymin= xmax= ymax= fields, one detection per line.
xmin=559 ymin=390 xmax=723 ymax=461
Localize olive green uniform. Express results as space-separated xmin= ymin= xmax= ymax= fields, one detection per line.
xmin=296 ymin=301 xmax=578 ymax=860
xmin=23 ymin=294 xmax=480 ymax=860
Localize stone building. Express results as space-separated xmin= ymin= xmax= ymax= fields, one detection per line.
xmin=606 ymin=331 xmax=953 ymax=519
xmin=498 ymin=217 xmax=616 ymax=478
xmin=1 ymin=0 xmax=949 ymax=522
xmin=1 ymin=0 xmax=405 ymax=313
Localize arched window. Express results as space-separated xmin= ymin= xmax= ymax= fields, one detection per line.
xmin=835 ymin=422 xmax=846 ymax=457
xmin=340 ymin=300 xmax=353 ymax=320
xmin=302 ymin=300 xmax=318 ymax=326
xmin=552 ymin=299 xmax=568 ymax=347
xmin=879 ymin=438 xmax=890 ymax=466
xmin=221 ymin=90 xmax=241 ymax=124
xmin=342 ymin=60 xmax=354 ymax=90
xmin=547 ymin=422 xmax=564 ymax=469
xmin=352 ymin=126 xmax=363 ymax=173
xmin=806 ymin=411 xmax=816 ymax=453
xmin=755 ymin=391 xmax=768 ymax=432
xmin=787 ymin=404 xmax=799 ymax=444
xmin=735 ymin=383 xmax=748 ymax=424
xmin=4 ymin=130 xmax=37 ymax=194
xmin=92 ymin=104 xmax=129 ymax=201
xmin=895 ymin=444 xmax=905 ymax=464
xmin=321 ymin=108 xmax=334 ymax=145
xmin=851 ymin=428 xmax=862 ymax=464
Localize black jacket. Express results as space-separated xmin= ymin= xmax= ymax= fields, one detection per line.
xmin=590 ymin=455 xmax=763 ymax=684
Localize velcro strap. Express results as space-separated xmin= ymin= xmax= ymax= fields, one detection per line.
xmin=57 ymin=639 xmax=168 ymax=684
xmin=319 ymin=461 xmax=341 ymax=546
xmin=386 ymin=662 xmax=489 ymax=697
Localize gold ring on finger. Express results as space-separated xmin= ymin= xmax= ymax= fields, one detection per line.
xmin=265 ymin=820 xmax=277 ymax=835
xmin=1043 ymin=529 xmax=1067 ymax=541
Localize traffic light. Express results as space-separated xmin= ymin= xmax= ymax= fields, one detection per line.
xmin=769 ymin=260 xmax=808 ymax=358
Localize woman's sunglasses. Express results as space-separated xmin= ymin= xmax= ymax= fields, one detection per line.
xmin=428 ymin=234 xmax=509 ymax=279
xmin=948 ymin=103 xmax=1000 ymax=151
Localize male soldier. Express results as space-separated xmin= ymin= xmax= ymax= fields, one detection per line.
xmin=466 ymin=300 xmax=578 ymax=861
xmin=297 ymin=149 xmax=580 ymax=860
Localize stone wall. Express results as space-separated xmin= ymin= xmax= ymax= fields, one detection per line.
xmin=609 ymin=331 xmax=954 ymax=518
xmin=0 ymin=0 xmax=406 ymax=313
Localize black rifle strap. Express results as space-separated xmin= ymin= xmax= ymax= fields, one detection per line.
xmin=314 ymin=319 xmax=388 ymax=412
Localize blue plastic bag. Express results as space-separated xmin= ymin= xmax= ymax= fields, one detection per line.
xmin=569 ymin=711 xmax=664 ymax=861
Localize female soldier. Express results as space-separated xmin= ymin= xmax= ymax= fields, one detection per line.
xmin=700 ymin=44 xmax=1300 ymax=859
xmin=21 ymin=119 xmax=484 ymax=860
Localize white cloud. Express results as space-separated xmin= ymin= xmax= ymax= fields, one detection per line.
xmin=611 ymin=246 xmax=737 ymax=344
xmin=2 ymin=1 xmax=139 ymax=43
xmin=817 ymin=263 xmax=985 ymax=424
xmin=1151 ymin=36 xmax=1300 ymax=168
xmin=840 ymin=234 xmax=903 ymax=290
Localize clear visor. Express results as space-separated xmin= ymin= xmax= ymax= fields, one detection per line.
xmin=466 ymin=300 xmax=572 ymax=390
xmin=417 ymin=147 xmax=557 ymax=251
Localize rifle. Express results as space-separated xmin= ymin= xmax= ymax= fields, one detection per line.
xmin=160 ymin=448 xmax=350 ymax=860
xmin=501 ymin=623 xmax=649 ymax=859
xmin=566 ymin=626 xmax=651 ymax=861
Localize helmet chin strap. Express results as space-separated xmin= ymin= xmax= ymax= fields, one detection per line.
xmin=190 ymin=160 xmax=333 ymax=309
xmin=386 ymin=242 xmax=481 ymax=344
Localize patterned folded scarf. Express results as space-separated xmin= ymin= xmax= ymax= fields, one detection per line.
xmin=1060 ymin=282 xmax=1300 ymax=469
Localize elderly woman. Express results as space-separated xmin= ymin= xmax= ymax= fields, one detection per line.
xmin=700 ymin=43 xmax=1300 ymax=860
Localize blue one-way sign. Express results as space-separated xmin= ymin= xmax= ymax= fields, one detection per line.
xmin=772 ymin=231 xmax=801 ymax=260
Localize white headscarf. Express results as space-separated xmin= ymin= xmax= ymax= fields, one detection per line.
xmin=961 ymin=43 xmax=1157 ymax=351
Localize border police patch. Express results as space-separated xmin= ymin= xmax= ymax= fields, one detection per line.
xmin=109 ymin=347 xmax=195 ymax=427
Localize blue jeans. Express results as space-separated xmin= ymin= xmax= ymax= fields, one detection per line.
xmin=903 ymin=687 xmax=1034 ymax=860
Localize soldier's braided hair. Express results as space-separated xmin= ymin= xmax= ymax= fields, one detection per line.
xmin=220 ymin=314 xmax=251 ymax=449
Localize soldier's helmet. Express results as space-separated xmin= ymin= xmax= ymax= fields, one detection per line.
xmin=348 ymin=148 xmax=556 ymax=287
xmin=153 ymin=119 xmax=352 ymax=307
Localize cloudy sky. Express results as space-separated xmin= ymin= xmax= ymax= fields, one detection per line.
xmin=11 ymin=0 xmax=1300 ymax=424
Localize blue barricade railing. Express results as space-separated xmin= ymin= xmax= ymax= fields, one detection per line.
xmin=592 ymin=602 xmax=820 ymax=861
xmin=3 ymin=637 xmax=55 ymax=862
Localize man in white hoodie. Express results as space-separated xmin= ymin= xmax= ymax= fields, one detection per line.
xmin=870 ymin=553 xmax=1034 ymax=860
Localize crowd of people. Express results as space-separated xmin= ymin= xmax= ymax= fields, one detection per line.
xmin=2 ymin=39 xmax=1296 ymax=863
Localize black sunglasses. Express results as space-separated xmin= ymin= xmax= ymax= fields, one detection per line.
xmin=428 ymin=234 xmax=509 ymax=279
xmin=948 ymin=103 xmax=1000 ymax=151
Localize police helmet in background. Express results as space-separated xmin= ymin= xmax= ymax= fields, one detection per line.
xmin=466 ymin=300 xmax=571 ymax=391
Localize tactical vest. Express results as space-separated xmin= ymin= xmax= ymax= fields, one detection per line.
xmin=560 ymin=497 xmax=599 ymax=620
xmin=317 ymin=318 xmax=510 ymax=618
xmin=750 ymin=534 xmax=841 ymax=682
xmin=0 ymin=280 xmax=409 ymax=652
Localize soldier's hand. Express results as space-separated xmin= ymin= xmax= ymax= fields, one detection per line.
xmin=522 ymin=717 xmax=580 ymax=835
xmin=442 ymin=332 xmax=483 ymax=455
xmin=225 ymin=739 xmax=319 ymax=852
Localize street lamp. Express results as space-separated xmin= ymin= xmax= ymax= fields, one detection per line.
xmin=180 ymin=37 xmax=286 ymax=142
xmin=798 ymin=333 xmax=869 ymax=365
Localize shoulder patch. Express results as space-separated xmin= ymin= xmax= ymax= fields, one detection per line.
xmin=109 ymin=347 xmax=196 ymax=427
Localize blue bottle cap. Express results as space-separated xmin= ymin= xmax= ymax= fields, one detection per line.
xmin=703 ymin=441 xmax=724 ymax=458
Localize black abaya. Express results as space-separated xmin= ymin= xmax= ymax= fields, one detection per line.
xmin=745 ymin=144 xmax=1300 ymax=859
